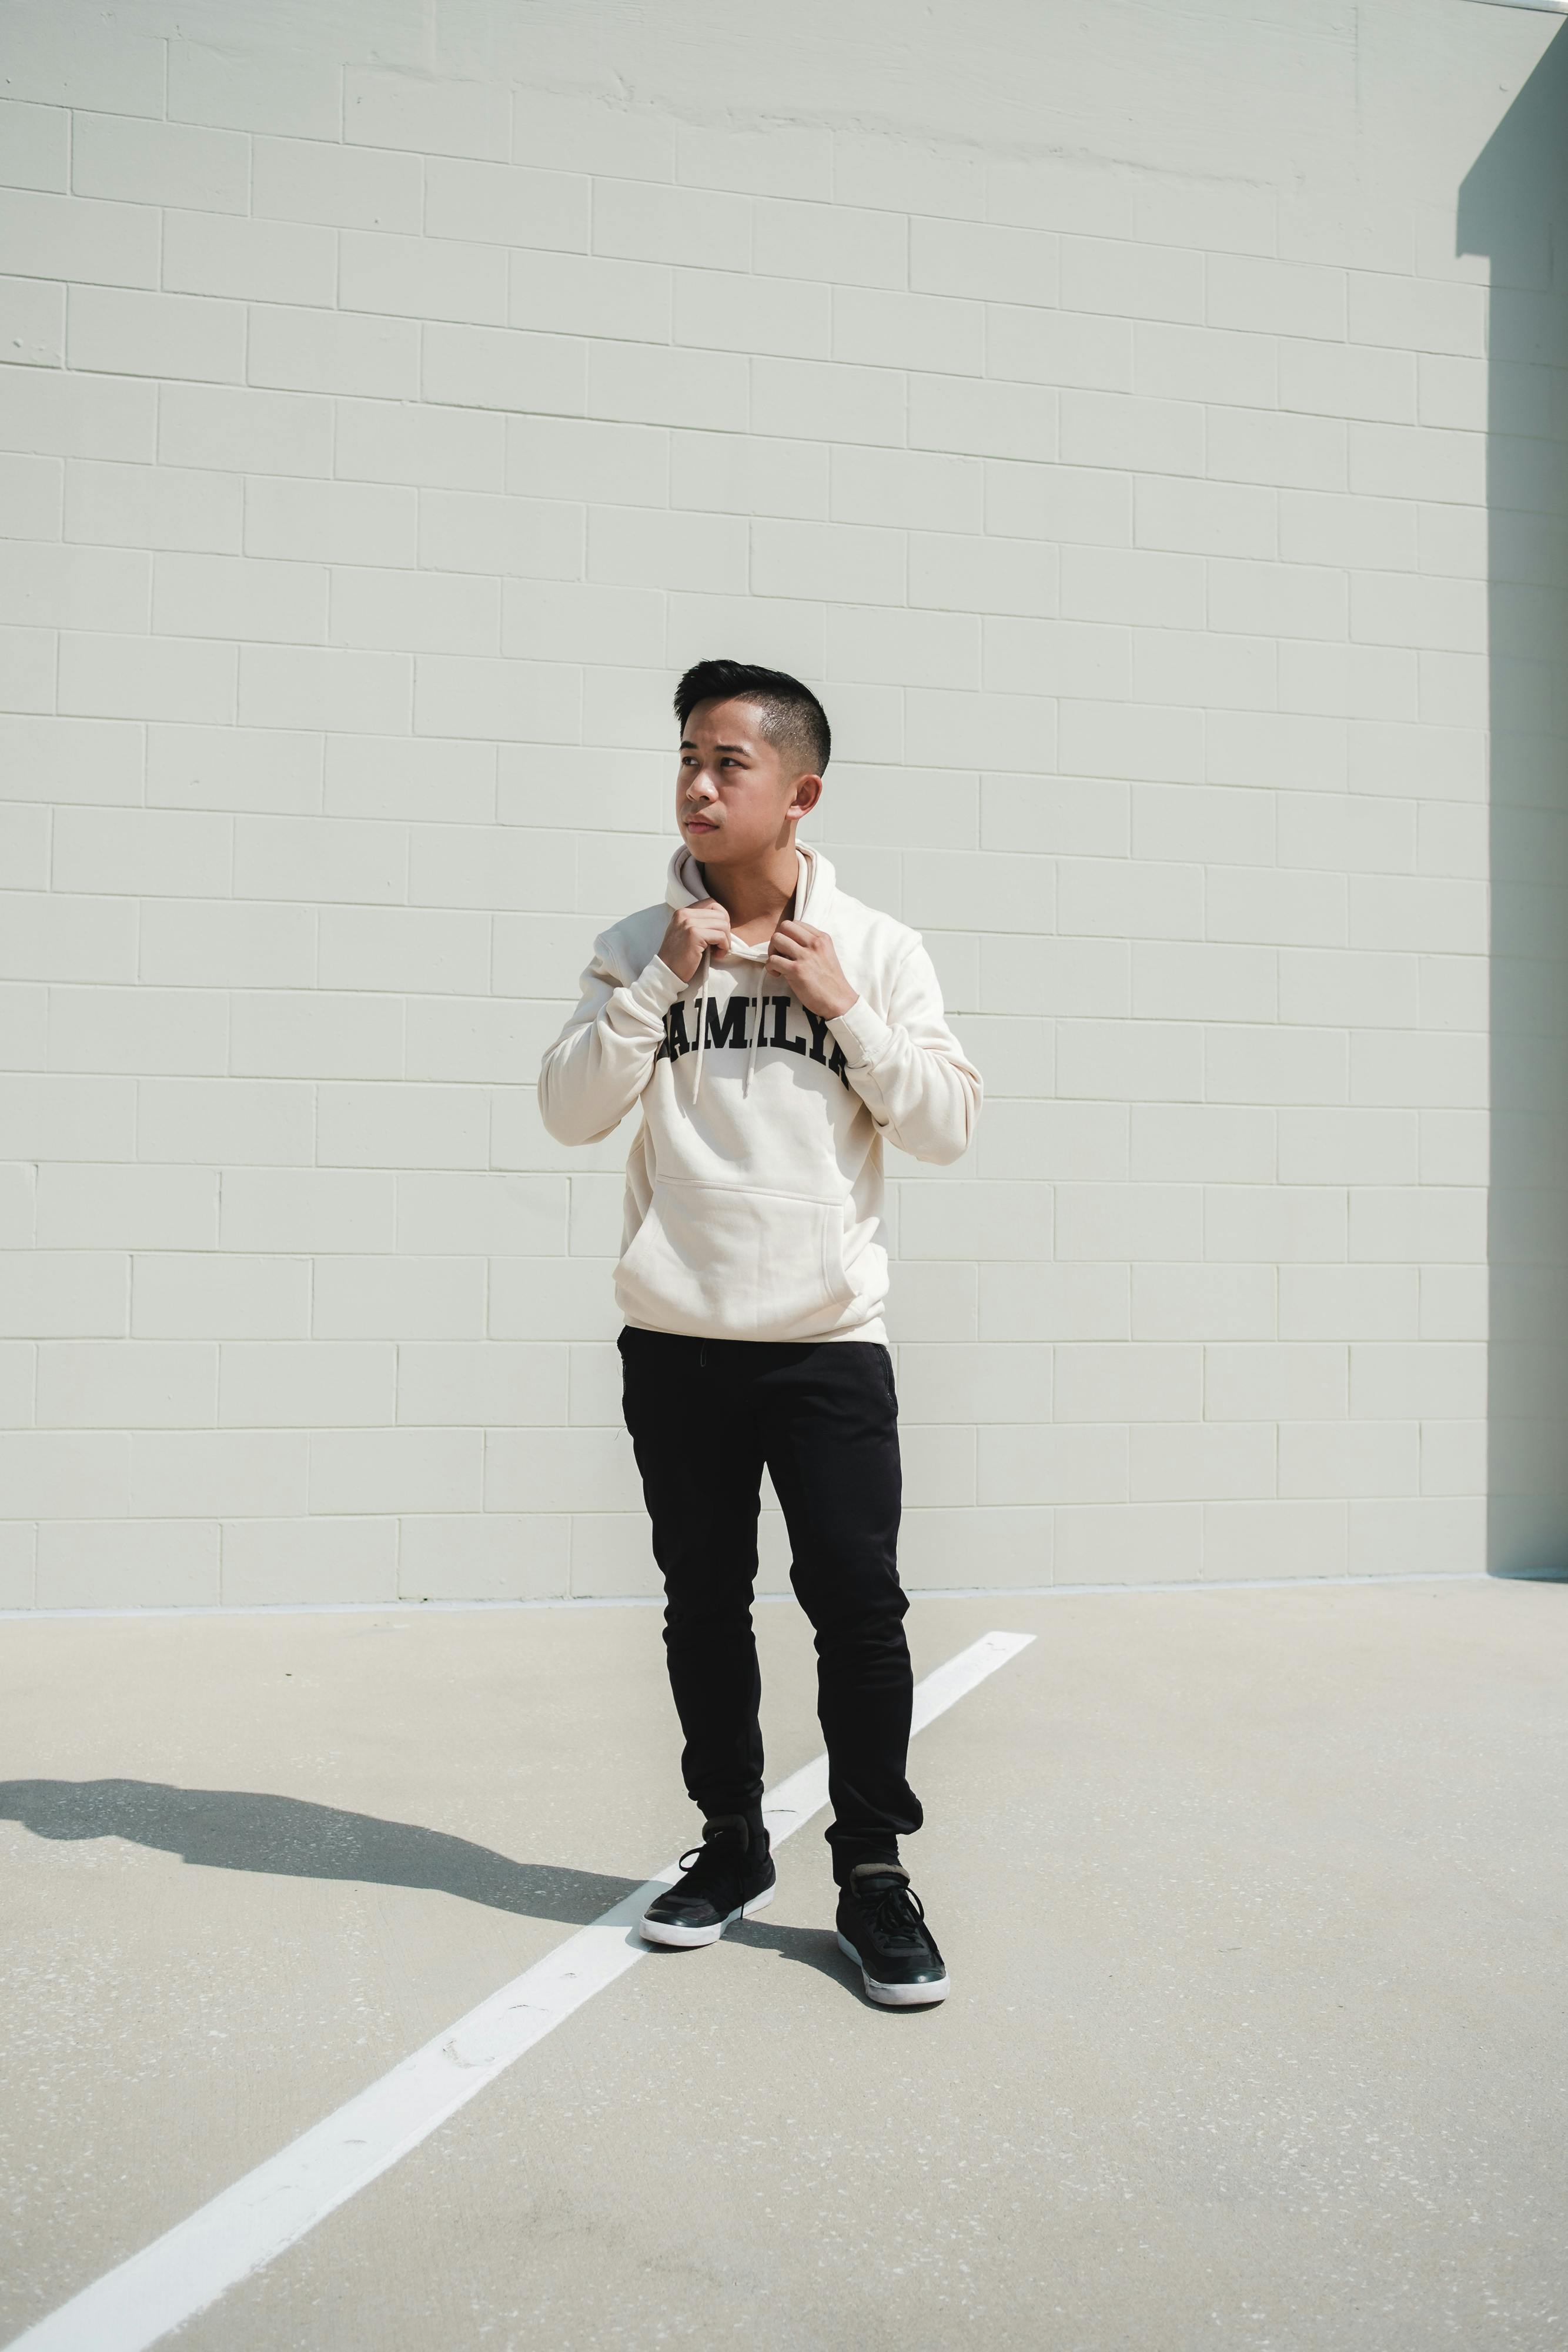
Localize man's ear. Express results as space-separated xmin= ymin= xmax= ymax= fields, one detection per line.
xmin=786 ymin=773 xmax=824 ymax=821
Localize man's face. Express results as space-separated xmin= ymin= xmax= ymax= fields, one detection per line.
xmin=676 ymin=697 xmax=816 ymax=867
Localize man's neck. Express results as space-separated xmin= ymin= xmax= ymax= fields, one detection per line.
xmin=699 ymin=844 xmax=800 ymax=943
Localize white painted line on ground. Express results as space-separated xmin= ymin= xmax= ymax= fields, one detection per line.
xmin=6 ymin=1629 xmax=1034 ymax=2352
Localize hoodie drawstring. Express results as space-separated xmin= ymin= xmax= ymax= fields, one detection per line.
xmin=680 ymin=846 xmax=813 ymax=1114
xmin=689 ymin=951 xmax=769 ymax=1104
xmin=692 ymin=944 xmax=710 ymax=1102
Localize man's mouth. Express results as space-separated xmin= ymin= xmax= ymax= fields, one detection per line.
xmin=684 ymin=815 xmax=717 ymax=831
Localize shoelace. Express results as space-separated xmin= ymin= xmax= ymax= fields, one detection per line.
xmin=674 ymin=1832 xmax=747 ymax=1890
xmin=858 ymin=1876 xmax=929 ymax=1951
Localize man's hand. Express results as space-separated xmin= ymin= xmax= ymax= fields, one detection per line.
xmin=767 ymin=920 xmax=858 ymax=1020
xmin=658 ymin=898 xmax=732 ymax=983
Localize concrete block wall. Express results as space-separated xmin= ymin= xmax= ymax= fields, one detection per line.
xmin=1 ymin=0 xmax=1562 ymax=1608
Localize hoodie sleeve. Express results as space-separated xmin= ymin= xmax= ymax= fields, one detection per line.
xmin=825 ymin=936 xmax=982 ymax=1165
xmin=536 ymin=933 xmax=689 ymax=1147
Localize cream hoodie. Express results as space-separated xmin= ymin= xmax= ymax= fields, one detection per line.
xmin=537 ymin=843 xmax=982 ymax=1347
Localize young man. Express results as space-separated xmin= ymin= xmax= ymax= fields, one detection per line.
xmin=537 ymin=659 xmax=981 ymax=2007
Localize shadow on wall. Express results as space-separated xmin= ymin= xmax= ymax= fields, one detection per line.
xmin=1457 ymin=25 xmax=1568 ymax=1578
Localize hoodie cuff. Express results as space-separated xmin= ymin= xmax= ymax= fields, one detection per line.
xmin=827 ymin=994 xmax=893 ymax=1069
xmin=624 ymin=953 xmax=688 ymax=1025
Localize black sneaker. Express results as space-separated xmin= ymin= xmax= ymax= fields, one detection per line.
xmin=640 ymin=1815 xmax=777 ymax=1949
xmin=835 ymin=1863 xmax=949 ymax=2007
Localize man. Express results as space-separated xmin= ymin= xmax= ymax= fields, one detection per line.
xmin=537 ymin=659 xmax=981 ymax=2007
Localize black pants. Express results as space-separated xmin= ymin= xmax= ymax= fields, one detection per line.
xmin=617 ymin=1324 xmax=922 ymax=1880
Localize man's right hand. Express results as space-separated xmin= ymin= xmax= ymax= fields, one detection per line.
xmin=658 ymin=898 xmax=732 ymax=983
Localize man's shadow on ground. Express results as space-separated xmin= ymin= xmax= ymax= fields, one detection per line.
xmin=0 ymin=1776 xmax=860 ymax=1994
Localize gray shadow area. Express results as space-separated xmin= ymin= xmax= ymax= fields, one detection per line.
xmin=0 ymin=1776 xmax=643 ymax=1922
xmin=1457 ymin=28 xmax=1568 ymax=1578
xmin=0 ymin=1776 xmax=855 ymax=1989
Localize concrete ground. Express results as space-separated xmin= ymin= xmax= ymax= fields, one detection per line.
xmin=1 ymin=1575 xmax=1564 ymax=2351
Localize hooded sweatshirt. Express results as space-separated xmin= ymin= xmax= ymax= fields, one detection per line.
xmin=537 ymin=843 xmax=982 ymax=1348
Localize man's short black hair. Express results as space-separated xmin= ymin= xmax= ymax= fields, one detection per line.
xmin=674 ymin=657 xmax=831 ymax=778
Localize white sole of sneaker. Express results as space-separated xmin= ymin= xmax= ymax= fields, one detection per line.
xmin=836 ymin=1930 xmax=950 ymax=2007
xmin=638 ymin=1882 xmax=775 ymax=1950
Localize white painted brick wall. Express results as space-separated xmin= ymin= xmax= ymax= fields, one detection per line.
xmin=1 ymin=0 xmax=1562 ymax=1609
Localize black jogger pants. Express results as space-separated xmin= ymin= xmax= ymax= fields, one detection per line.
xmin=617 ymin=1324 xmax=922 ymax=1880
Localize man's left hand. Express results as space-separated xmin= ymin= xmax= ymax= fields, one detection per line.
xmin=766 ymin=920 xmax=858 ymax=1020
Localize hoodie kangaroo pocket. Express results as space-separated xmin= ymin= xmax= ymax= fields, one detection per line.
xmin=616 ymin=1177 xmax=857 ymax=1342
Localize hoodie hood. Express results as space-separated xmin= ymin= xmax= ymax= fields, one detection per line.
xmin=663 ymin=842 xmax=837 ymax=1105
